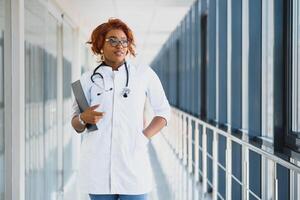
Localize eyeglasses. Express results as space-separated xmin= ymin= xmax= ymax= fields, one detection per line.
xmin=105 ymin=37 xmax=129 ymax=48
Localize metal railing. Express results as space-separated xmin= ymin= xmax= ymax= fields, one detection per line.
xmin=161 ymin=107 xmax=300 ymax=200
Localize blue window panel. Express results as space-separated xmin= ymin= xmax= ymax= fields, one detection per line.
xmin=198 ymin=124 xmax=203 ymax=179
xmin=273 ymin=0 xmax=285 ymax=150
xmin=248 ymin=0 xmax=262 ymax=137
xmin=218 ymin=167 xmax=226 ymax=199
xmin=218 ymin=0 xmax=228 ymax=124
xmin=179 ymin=28 xmax=184 ymax=110
xmin=192 ymin=5 xmax=196 ymax=116
xmin=199 ymin=151 xmax=203 ymax=180
xmin=180 ymin=21 xmax=184 ymax=110
xmin=201 ymin=0 xmax=208 ymax=12
xmin=218 ymin=134 xmax=226 ymax=167
xmin=277 ymin=164 xmax=289 ymax=200
xmin=232 ymin=142 xmax=242 ymax=180
xmin=193 ymin=3 xmax=200 ymax=116
xmin=207 ymin=157 xmax=213 ymax=191
xmin=171 ymin=41 xmax=177 ymax=106
xmin=180 ymin=20 xmax=186 ymax=110
xmin=176 ymin=40 xmax=181 ymax=107
xmin=231 ymin=0 xmax=242 ymax=130
xmin=195 ymin=1 xmax=201 ymax=117
xmin=200 ymin=14 xmax=208 ymax=119
xmin=192 ymin=121 xmax=195 ymax=172
xmin=207 ymin=0 xmax=216 ymax=121
xmin=171 ymin=43 xmax=174 ymax=106
xmin=193 ymin=5 xmax=198 ymax=116
xmin=249 ymin=150 xmax=261 ymax=198
xmin=207 ymin=128 xmax=214 ymax=191
xmin=188 ymin=10 xmax=193 ymax=114
xmin=168 ymin=49 xmax=173 ymax=105
xmin=184 ymin=17 xmax=188 ymax=112
xmin=199 ymin=124 xmax=203 ymax=146
xmin=232 ymin=179 xmax=242 ymax=200
xmin=207 ymin=128 xmax=213 ymax=155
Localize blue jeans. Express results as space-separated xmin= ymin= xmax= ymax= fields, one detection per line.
xmin=89 ymin=194 xmax=148 ymax=200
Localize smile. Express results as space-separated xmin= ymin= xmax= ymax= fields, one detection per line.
xmin=114 ymin=51 xmax=124 ymax=56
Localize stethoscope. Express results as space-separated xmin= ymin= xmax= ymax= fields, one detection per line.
xmin=90 ymin=61 xmax=130 ymax=98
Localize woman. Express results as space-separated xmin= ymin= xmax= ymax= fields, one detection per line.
xmin=71 ymin=18 xmax=170 ymax=200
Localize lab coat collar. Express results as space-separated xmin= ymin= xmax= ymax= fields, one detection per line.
xmin=96 ymin=61 xmax=127 ymax=74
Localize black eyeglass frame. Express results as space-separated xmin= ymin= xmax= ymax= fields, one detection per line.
xmin=105 ymin=37 xmax=129 ymax=48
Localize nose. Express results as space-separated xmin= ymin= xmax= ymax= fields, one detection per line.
xmin=116 ymin=44 xmax=122 ymax=48
xmin=115 ymin=42 xmax=123 ymax=48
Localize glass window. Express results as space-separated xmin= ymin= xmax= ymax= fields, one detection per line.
xmin=80 ymin=43 xmax=94 ymax=74
xmin=0 ymin=0 xmax=4 ymax=198
xmin=207 ymin=0 xmax=216 ymax=121
xmin=218 ymin=0 xmax=227 ymax=125
xmin=292 ymin=0 xmax=300 ymax=135
xmin=231 ymin=0 xmax=242 ymax=130
xmin=200 ymin=14 xmax=207 ymax=119
xmin=284 ymin=0 xmax=300 ymax=150
xmin=248 ymin=0 xmax=262 ymax=137
xmin=44 ymin=13 xmax=58 ymax=199
xmin=25 ymin=0 xmax=47 ymax=199
xmin=230 ymin=1 xmax=243 ymax=199
xmin=261 ymin=0 xmax=275 ymax=140
xmin=62 ymin=21 xmax=74 ymax=184
xmin=217 ymin=1 xmax=227 ymax=199
xmin=25 ymin=1 xmax=59 ymax=199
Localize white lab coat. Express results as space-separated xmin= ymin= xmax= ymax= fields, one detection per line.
xmin=72 ymin=61 xmax=170 ymax=195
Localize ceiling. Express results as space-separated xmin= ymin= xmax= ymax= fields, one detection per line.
xmin=61 ymin=0 xmax=195 ymax=65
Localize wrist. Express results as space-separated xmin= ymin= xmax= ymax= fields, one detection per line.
xmin=78 ymin=113 xmax=87 ymax=126
xmin=143 ymin=130 xmax=150 ymax=139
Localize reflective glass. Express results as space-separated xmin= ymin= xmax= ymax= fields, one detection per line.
xmin=25 ymin=0 xmax=47 ymax=199
xmin=44 ymin=13 xmax=58 ymax=200
xmin=292 ymin=0 xmax=300 ymax=133
xmin=25 ymin=0 xmax=59 ymax=199
xmin=62 ymin=21 xmax=74 ymax=184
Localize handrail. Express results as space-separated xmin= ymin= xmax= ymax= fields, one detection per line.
xmin=171 ymin=106 xmax=300 ymax=174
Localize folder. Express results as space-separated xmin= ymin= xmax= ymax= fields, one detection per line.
xmin=71 ymin=80 xmax=98 ymax=131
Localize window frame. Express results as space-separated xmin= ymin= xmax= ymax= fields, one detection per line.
xmin=284 ymin=0 xmax=300 ymax=153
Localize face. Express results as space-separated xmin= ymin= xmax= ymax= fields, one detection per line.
xmin=102 ymin=29 xmax=128 ymax=67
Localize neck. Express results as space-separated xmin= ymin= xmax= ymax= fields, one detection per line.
xmin=104 ymin=60 xmax=125 ymax=71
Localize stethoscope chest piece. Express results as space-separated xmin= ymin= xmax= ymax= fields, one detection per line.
xmin=122 ymin=87 xmax=130 ymax=98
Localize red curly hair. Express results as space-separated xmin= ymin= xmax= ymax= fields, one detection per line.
xmin=87 ymin=18 xmax=136 ymax=57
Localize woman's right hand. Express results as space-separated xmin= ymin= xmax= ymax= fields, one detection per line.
xmin=80 ymin=104 xmax=105 ymax=124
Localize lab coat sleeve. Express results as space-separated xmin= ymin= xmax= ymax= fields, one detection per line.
xmin=146 ymin=67 xmax=171 ymax=125
xmin=71 ymin=99 xmax=80 ymax=119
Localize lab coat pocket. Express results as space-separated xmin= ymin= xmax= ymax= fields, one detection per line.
xmin=90 ymin=86 xmax=105 ymax=105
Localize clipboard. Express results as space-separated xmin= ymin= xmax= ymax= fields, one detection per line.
xmin=71 ymin=80 xmax=98 ymax=131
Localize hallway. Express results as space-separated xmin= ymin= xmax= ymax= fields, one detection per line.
xmin=2 ymin=0 xmax=300 ymax=199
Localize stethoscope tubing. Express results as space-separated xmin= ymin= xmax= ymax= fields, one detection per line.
xmin=90 ymin=61 xmax=130 ymax=97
